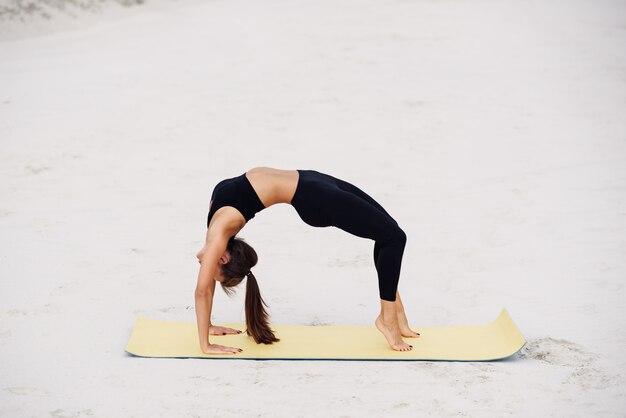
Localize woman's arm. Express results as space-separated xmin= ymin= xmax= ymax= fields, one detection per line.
xmin=194 ymin=234 xmax=241 ymax=354
xmin=194 ymin=264 xmax=217 ymax=352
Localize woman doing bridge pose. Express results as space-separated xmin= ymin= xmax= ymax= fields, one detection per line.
xmin=195 ymin=167 xmax=420 ymax=355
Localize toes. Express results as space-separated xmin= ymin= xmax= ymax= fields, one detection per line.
xmin=393 ymin=344 xmax=413 ymax=351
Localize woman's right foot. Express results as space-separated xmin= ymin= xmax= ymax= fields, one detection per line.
xmin=375 ymin=314 xmax=413 ymax=351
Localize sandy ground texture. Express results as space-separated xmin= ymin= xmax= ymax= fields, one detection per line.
xmin=1 ymin=0 xmax=626 ymax=416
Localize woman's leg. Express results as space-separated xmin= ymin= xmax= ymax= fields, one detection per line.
xmin=293 ymin=171 xmax=418 ymax=350
xmin=325 ymin=187 xmax=406 ymax=302
xmin=321 ymin=186 xmax=415 ymax=350
xmin=333 ymin=176 xmax=395 ymax=220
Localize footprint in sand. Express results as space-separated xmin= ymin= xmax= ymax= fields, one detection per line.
xmin=5 ymin=304 xmax=60 ymax=316
xmin=24 ymin=165 xmax=52 ymax=175
xmin=49 ymin=408 xmax=94 ymax=418
xmin=519 ymin=336 xmax=616 ymax=390
xmin=519 ymin=336 xmax=596 ymax=366
xmin=4 ymin=386 xmax=49 ymax=396
xmin=309 ymin=316 xmax=332 ymax=326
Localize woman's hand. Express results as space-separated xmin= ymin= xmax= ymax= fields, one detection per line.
xmin=209 ymin=325 xmax=243 ymax=335
xmin=202 ymin=343 xmax=243 ymax=355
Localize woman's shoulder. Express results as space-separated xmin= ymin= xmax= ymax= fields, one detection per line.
xmin=207 ymin=207 xmax=245 ymax=234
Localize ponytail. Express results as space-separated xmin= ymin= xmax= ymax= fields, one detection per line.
xmin=219 ymin=236 xmax=279 ymax=344
xmin=244 ymin=272 xmax=280 ymax=344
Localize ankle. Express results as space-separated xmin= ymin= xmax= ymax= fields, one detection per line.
xmin=380 ymin=314 xmax=399 ymax=327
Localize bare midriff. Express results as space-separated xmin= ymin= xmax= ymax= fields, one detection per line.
xmin=244 ymin=167 xmax=300 ymax=208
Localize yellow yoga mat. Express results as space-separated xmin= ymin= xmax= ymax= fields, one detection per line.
xmin=125 ymin=309 xmax=525 ymax=361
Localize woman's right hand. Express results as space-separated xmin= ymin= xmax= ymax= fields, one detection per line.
xmin=202 ymin=343 xmax=243 ymax=355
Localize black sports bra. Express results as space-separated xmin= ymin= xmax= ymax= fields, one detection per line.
xmin=207 ymin=173 xmax=266 ymax=227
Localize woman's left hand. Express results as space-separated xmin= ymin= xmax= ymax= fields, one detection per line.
xmin=209 ymin=325 xmax=243 ymax=335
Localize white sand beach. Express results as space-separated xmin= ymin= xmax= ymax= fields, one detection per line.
xmin=1 ymin=0 xmax=625 ymax=416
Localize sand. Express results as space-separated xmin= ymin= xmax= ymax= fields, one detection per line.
xmin=1 ymin=0 xmax=625 ymax=416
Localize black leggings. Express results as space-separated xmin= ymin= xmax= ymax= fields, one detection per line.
xmin=291 ymin=170 xmax=407 ymax=302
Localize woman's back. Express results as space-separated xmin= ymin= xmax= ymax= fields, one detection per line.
xmin=244 ymin=167 xmax=299 ymax=207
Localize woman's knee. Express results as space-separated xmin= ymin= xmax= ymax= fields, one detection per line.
xmin=383 ymin=224 xmax=407 ymax=248
xmin=395 ymin=226 xmax=407 ymax=247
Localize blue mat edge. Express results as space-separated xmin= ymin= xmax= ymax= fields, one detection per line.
xmin=124 ymin=340 xmax=526 ymax=362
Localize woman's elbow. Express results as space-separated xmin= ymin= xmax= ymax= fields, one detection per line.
xmin=195 ymin=288 xmax=209 ymax=298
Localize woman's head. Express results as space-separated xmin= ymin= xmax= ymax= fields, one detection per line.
xmin=219 ymin=236 xmax=279 ymax=345
xmin=219 ymin=236 xmax=257 ymax=292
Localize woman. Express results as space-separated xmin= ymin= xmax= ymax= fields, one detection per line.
xmin=195 ymin=167 xmax=419 ymax=355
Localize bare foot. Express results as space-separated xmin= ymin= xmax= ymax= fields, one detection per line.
xmin=397 ymin=311 xmax=420 ymax=338
xmin=393 ymin=291 xmax=420 ymax=338
xmin=375 ymin=314 xmax=413 ymax=351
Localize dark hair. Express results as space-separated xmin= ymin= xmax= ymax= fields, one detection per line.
xmin=220 ymin=236 xmax=279 ymax=344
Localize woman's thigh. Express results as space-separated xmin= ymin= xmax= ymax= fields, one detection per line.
xmin=329 ymin=176 xmax=395 ymax=222
xmin=324 ymin=187 xmax=401 ymax=241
